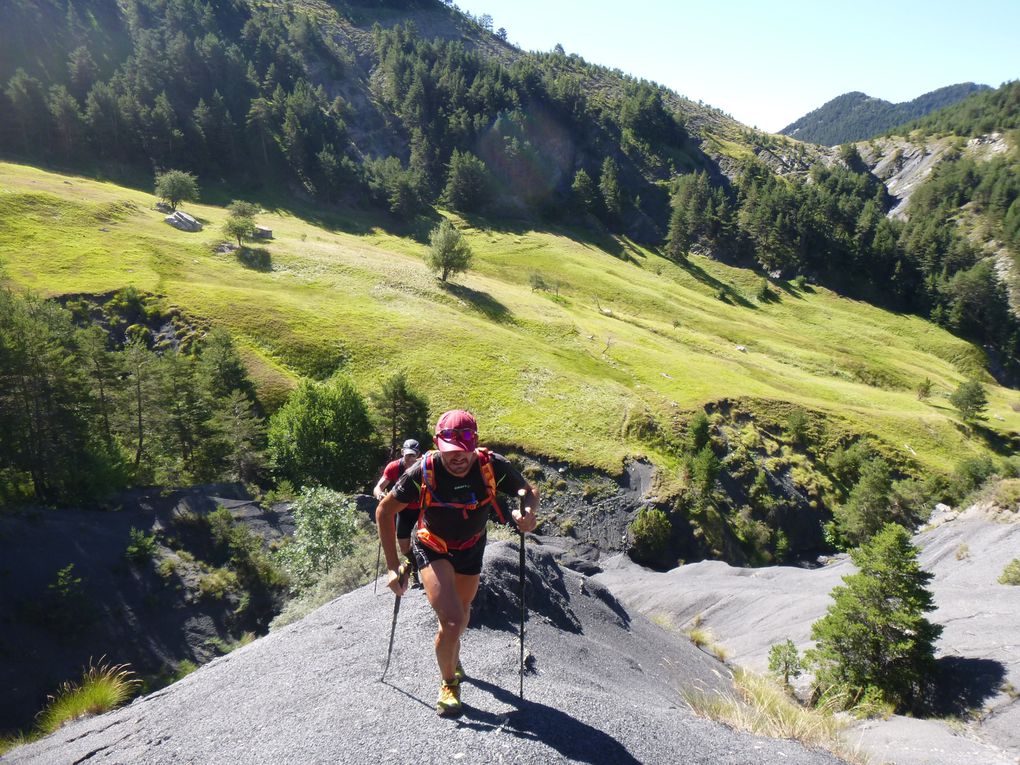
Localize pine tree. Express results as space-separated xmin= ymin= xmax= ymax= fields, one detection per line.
xmin=599 ymin=156 xmax=622 ymax=220
xmin=809 ymin=523 xmax=941 ymax=712
xmin=369 ymin=371 xmax=429 ymax=457
xmin=442 ymin=149 xmax=489 ymax=212
xmin=571 ymin=169 xmax=596 ymax=216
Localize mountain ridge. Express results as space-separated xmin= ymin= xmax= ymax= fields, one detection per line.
xmin=780 ymin=83 xmax=991 ymax=145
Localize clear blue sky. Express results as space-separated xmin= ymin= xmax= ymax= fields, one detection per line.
xmin=455 ymin=0 xmax=1020 ymax=132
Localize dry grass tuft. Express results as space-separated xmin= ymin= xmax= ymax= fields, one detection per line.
xmin=683 ymin=668 xmax=867 ymax=764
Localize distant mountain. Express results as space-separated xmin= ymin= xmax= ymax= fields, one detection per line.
xmin=780 ymin=83 xmax=991 ymax=145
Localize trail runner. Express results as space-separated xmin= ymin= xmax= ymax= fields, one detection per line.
xmin=376 ymin=410 xmax=539 ymax=716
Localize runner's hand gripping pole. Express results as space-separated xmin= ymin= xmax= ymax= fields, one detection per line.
xmin=380 ymin=560 xmax=411 ymax=682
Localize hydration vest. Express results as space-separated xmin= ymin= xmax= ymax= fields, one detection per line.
xmin=415 ymin=448 xmax=507 ymax=553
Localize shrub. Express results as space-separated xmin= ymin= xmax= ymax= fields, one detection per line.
xmin=275 ymin=487 xmax=361 ymax=590
xmin=999 ymin=559 xmax=1020 ymax=585
xmin=157 ymin=557 xmax=178 ymax=580
xmin=948 ymin=455 xmax=997 ymax=503
xmin=686 ymin=411 xmax=711 ymax=453
xmin=785 ymin=408 xmax=810 ymax=447
xmin=199 ymin=568 xmax=238 ymax=599
xmin=271 ymin=531 xmax=379 ymax=629
xmin=628 ymin=507 xmax=671 ymax=564
xmin=125 ymin=527 xmax=157 ymax=564
xmin=916 ymin=377 xmax=933 ymax=400
xmin=36 ymin=660 xmax=139 ymax=734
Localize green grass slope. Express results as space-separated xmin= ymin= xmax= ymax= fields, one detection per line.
xmin=2 ymin=161 xmax=1017 ymax=477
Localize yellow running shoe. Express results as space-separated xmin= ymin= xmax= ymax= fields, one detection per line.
xmin=436 ymin=679 xmax=462 ymax=717
xmin=454 ymin=662 xmax=466 ymax=682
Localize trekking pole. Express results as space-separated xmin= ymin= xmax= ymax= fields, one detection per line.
xmin=519 ymin=529 xmax=526 ymax=700
xmin=380 ymin=561 xmax=410 ymax=682
xmin=517 ymin=488 xmax=528 ymax=700
xmin=373 ymin=539 xmax=382 ymax=595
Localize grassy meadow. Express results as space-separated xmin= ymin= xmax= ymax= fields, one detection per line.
xmin=1 ymin=160 xmax=1017 ymax=476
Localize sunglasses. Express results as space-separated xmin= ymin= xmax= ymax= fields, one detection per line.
xmin=436 ymin=428 xmax=478 ymax=443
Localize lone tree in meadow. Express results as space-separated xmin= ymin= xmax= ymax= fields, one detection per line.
xmin=809 ymin=523 xmax=941 ymax=712
xmin=223 ymin=214 xmax=255 ymax=249
xmin=425 ymin=219 xmax=473 ymax=282
xmin=155 ymin=169 xmax=199 ymax=211
xmin=949 ymin=378 xmax=988 ymax=424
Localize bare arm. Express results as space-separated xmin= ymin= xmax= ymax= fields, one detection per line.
xmin=376 ymin=493 xmax=410 ymax=594
xmin=372 ymin=475 xmax=392 ymax=501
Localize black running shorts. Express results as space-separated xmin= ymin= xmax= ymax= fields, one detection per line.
xmin=411 ymin=534 xmax=486 ymax=576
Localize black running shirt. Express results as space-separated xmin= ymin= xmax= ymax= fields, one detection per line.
xmin=392 ymin=451 xmax=527 ymax=546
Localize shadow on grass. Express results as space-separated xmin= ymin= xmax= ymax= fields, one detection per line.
xmin=459 ymin=677 xmax=642 ymax=765
xmin=443 ymin=282 xmax=513 ymax=324
xmin=968 ymin=422 xmax=1020 ymax=456
xmin=928 ymin=656 xmax=1007 ymax=716
xmin=775 ymin=278 xmax=814 ymax=299
xmin=453 ymin=211 xmax=645 ymax=265
xmin=674 ymin=258 xmax=757 ymax=310
xmin=236 ymin=247 xmax=271 ymax=271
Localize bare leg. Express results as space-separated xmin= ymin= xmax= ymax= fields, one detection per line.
xmin=420 ymin=560 xmax=479 ymax=681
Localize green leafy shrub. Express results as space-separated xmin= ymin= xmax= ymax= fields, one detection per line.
xmin=157 ymin=557 xmax=178 ymax=580
xmin=275 ymin=487 xmax=361 ymax=590
xmin=125 ymin=527 xmax=157 ymax=564
xmin=628 ymin=507 xmax=671 ymax=564
xmin=999 ymin=559 xmax=1020 ymax=585
xmin=267 ymin=378 xmax=378 ymax=491
xmin=199 ymin=567 xmax=238 ymax=599
xmin=785 ymin=408 xmax=810 ymax=447
xmin=271 ymin=531 xmax=379 ymax=629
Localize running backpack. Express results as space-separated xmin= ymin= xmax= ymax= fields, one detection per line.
xmin=414 ymin=448 xmax=507 ymax=552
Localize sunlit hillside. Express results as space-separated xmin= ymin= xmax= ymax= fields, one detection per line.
xmin=2 ymin=161 xmax=1016 ymax=479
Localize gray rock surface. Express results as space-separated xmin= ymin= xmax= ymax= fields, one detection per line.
xmin=163 ymin=211 xmax=202 ymax=231
xmin=594 ymin=505 xmax=1020 ymax=765
xmin=6 ymin=541 xmax=846 ymax=765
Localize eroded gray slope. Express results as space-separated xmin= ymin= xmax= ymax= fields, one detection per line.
xmin=594 ymin=506 xmax=1020 ymax=765
xmin=6 ymin=541 xmax=846 ymax=765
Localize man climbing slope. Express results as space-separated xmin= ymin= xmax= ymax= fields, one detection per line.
xmin=376 ymin=410 xmax=538 ymax=717
xmin=373 ymin=438 xmax=422 ymax=560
